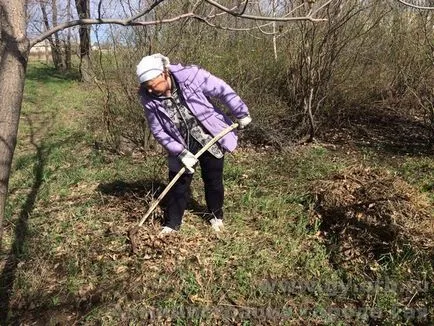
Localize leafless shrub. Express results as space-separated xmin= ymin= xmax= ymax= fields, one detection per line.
xmin=87 ymin=1 xmax=434 ymax=151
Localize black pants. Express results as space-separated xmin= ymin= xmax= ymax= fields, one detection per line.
xmin=164 ymin=151 xmax=224 ymax=229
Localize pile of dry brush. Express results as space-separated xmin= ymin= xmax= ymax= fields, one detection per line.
xmin=311 ymin=166 xmax=433 ymax=272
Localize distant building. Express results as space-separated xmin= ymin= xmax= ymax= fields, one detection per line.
xmin=29 ymin=40 xmax=51 ymax=62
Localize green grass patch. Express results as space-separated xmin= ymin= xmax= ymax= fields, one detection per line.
xmin=1 ymin=63 xmax=432 ymax=325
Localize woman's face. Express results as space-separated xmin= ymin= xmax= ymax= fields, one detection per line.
xmin=144 ymin=72 xmax=170 ymax=96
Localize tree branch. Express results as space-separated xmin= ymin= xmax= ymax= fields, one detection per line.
xmin=98 ymin=0 xmax=103 ymax=20
xmin=236 ymin=0 xmax=249 ymax=16
xmin=30 ymin=0 xmax=334 ymax=48
xmin=195 ymin=15 xmax=256 ymax=32
xmin=124 ymin=0 xmax=165 ymax=24
xmin=396 ymin=0 xmax=434 ymax=10
xmin=204 ymin=0 xmax=332 ymax=22
xmin=30 ymin=13 xmax=194 ymax=47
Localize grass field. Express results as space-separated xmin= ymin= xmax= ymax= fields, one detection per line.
xmin=1 ymin=63 xmax=433 ymax=325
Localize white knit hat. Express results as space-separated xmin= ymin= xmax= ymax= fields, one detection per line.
xmin=136 ymin=54 xmax=170 ymax=84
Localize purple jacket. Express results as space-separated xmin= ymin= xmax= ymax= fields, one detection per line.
xmin=140 ymin=64 xmax=250 ymax=156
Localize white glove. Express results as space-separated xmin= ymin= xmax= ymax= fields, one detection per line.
xmin=237 ymin=114 xmax=252 ymax=129
xmin=178 ymin=149 xmax=198 ymax=173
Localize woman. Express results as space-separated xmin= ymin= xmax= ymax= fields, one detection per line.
xmin=136 ymin=54 xmax=251 ymax=234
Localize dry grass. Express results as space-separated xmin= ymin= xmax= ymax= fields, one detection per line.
xmin=2 ymin=63 xmax=433 ymax=325
xmin=311 ymin=165 xmax=434 ymax=272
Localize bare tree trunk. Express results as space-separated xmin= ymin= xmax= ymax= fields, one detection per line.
xmin=301 ymin=7 xmax=316 ymax=142
xmin=305 ymin=87 xmax=315 ymax=142
xmin=65 ymin=0 xmax=72 ymax=70
xmin=75 ymin=0 xmax=92 ymax=82
xmin=52 ymin=0 xmax=66 ymax=71
xmin=39 ymin=0 xmax=63 ymax=70
xmin=272 ymin=0 xmax=277 ymax=61
xmin=44 ymin=39 xmax=50 ymax=63
xmin=0 ymin=0 xmax=29 ymax=242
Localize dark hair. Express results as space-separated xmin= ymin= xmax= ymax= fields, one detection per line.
xmin=137 ymin=84 xmax=148 ymax=98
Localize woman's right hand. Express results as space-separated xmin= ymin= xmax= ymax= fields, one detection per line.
xmin=178 ymin=149 xmax=198 ymax=173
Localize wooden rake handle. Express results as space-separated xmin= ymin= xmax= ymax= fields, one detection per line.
xmin=138 ymin=122 xmax=239 ymax=227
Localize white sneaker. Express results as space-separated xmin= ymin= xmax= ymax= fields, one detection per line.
xmin=209 ymin=218 xmax=224 ymax=232
xmin=158 ymin=226 xmax=176 ymax=236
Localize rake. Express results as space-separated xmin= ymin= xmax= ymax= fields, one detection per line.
xmin=137 ymin=122 xmax=239 ymax=227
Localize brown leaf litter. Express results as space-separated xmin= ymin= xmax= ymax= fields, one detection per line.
xmin=128 ymin=224 xmax=213 ymax=259
xmin=310 ymin=166 xmax=433 ymax=271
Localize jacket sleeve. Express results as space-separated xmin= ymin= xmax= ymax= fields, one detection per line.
xmin=194 ymin=67 xmax=250 ymax=119
xmin=142 ymin=101 xmax=185 ymax=156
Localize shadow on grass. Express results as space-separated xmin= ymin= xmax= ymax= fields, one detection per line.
xmin=97 ymin=179 xmax=167 ymax=199
xmin=321 ymin=106 xmax=434 ymax=156
xmin=5 ymin=286 xmax=109 ymax=325
xmin=0 ymin=117 xmax=51 ymax=325
xmin=97 ymin=179 xmax=208 ymax=219
xmin=25 ymin=63 xmax=80 ymax=83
